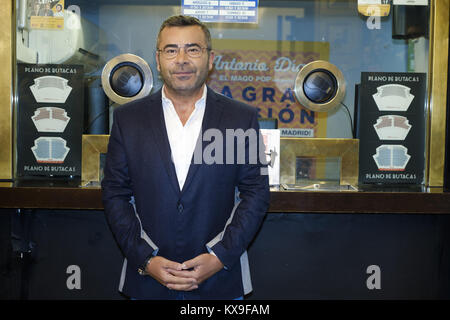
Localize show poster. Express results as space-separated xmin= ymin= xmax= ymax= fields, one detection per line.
xmin=182 ymin=0 xmax=259 ymax=23
xmin=29 ymin=0 xmax=65 ymax=30
xmin=207 ymin=39 xmax=329 ymax=137
xmin=356 ymin=72 xmax=427 ymax=185
xmin=16 ymin=63 xmax=84 ymax=178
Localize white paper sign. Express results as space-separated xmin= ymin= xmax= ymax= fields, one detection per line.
xmin=280 ymin=128 xmax=314 ymax=138
xmin=393 ymin=0 xmax=428 ymax=5
xmin=182 ymin=0 xmax=258 ymax=23
xmin=260 ymin=129 xmax=280 ymax=186
xmin=358 ymin=0 xmax=390 ymax=4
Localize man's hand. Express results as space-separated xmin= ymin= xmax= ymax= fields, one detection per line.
xmin=146 ymin=256 xmax=198 ymax=291
xmin=170 ymin=253 xmax=224 ymax=286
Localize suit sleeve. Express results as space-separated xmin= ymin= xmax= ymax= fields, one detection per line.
xmin=101 ymin=109 xmax=158 ymax=270
xmin=207 ymin=109 xmax=270 ymax=269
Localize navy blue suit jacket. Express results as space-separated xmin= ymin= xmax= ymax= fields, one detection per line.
xmin=101 ymin=87 xmax=270 ymax=299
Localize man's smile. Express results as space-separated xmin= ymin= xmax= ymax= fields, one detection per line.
xmin=172 ymin=71 xmax=195 ymax=80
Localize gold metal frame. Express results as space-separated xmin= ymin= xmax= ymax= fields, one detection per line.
xmin=427 ymin=0 xmax=449 ymax=187
xmin=81 ymin=134 xmax=109 ymax=185
xmin=0 ymin=1 xmax=12 ymax=179
xmin=294 ymin=60 xmax=346 ymax=113
xmin=280 ymin=138 xmax=359 ymax=187
xmin=101 ymin=53 xmax=153 ymax=105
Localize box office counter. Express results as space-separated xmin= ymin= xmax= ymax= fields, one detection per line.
xmin=1 ymin=182 xmax=449 ymax=214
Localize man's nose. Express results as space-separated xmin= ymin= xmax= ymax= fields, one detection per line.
xmin=174 ymin=48 xmax=189 ymax=63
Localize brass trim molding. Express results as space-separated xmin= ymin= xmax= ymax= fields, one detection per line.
xmin=81 ymin=134 xmax=109 ymax=185
xmin=427 ymin=0 xmax=449 ymax=187
xmin=357 ymin=4 xmax=391 ymax=17
xmin=0 ymin=2 xmax=12 ymax=179
xmin=280 ymin=138 xmax=359 ymax=187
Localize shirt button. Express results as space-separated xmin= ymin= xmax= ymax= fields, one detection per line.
xmin=177 ymin=203 xmax=184 ymax=213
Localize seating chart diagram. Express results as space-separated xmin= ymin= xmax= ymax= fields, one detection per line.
xmin=373 ymin=145 xmax=411 ymax=171
xmin=31 ymin=107 xmax=70 ymax=133
xmin=357 ymin=72 xmax=426 ymax=185
xmin=372 ymin=84 xmax=415 ymax=111
xmin=373 ymin=115 xmax=412 ymax=141
xmin=16 ymin=63 xmax=84 ymax=177
xmin=31 ymin=137 xmax=70 ymax=164
xmin=29 ymin=75 xmax=72 ymax=103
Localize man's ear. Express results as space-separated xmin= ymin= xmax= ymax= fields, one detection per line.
xmin=208 ymin=50 xmax=215 ymax=71
xmin=156 ymin=52 xmax=161 ymax=72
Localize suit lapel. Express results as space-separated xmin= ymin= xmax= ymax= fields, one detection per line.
xmin=181 ymin=87 xmax=223 ymax=194
xmin=146 ymin=90 xmax=181 ymax=196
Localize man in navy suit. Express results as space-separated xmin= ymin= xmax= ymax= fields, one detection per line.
xmin=102 ymin=15 xmax=270 ymax=300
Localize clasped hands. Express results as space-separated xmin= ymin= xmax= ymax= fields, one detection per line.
xmin=145 ymin=253 xmax=224 ymax=291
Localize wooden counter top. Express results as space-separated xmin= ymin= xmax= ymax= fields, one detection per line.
xmin=1 ymin=182 xmax=449 ymax=214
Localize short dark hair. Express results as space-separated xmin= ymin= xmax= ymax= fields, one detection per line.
xmin=157 ymin=15 xmax=211 ymax=50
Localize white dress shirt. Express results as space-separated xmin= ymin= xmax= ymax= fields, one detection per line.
xmin=161 ymin=85 xmax=247 ymax=289
xmin=161 ymin=85 xmax=207 ymax=190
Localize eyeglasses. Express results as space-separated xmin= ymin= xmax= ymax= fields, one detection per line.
xmin=157 ymin=44 xmax=211 ymax=59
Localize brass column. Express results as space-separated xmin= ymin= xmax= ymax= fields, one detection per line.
xmin=427 ymin=0 xmax=449 ymax=187
xmin=0 ymin=1 xmax=12 ymax=180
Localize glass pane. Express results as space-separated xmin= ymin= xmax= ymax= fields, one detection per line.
xmin=14 ymin=0 xmax=430 ymax=183
xmin=296 ymin=156 xmax=341 ymax=186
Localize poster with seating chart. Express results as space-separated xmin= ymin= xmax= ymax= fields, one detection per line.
xmin=16 ymin=63 xmax=84 ymax=178
xmin=356 ymin=72 xmax=426 ymax=185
